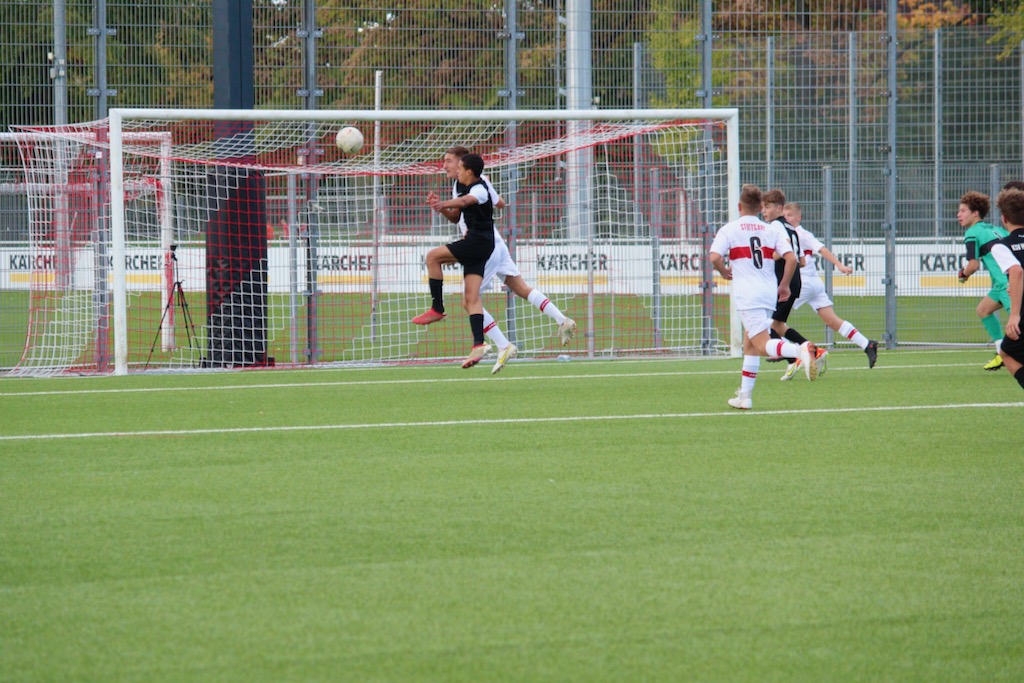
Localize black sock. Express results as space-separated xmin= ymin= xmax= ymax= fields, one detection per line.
xmin=1015 ymin=367 xmax=1024 ymax=390
xmin=784 ymin=327 xmax=808 ymax=345
xmin=470 ymin=313 xmax=485 ymax=345
xmin=428 ymin=278 xmax=444 ymax=314
xmin=769 ymin=329 xmax=781 ymax=339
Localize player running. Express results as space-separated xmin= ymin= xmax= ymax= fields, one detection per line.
xmin=709 ymin=184 xmax=819 ymax=411
xmin=956 ymin=190 xmax=1010 ymax=371
xmin=777 ymin=202 xmax=879 ymax=380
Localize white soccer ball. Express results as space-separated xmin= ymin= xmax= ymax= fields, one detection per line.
xmin=335 ymin=126 xmax=364 ymax=154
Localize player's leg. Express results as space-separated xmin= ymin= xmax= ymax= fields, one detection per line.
xmin=505 ymin=274 xmax=576 ymax=345
xmin=979 ymin=293 xmax=1006 ymax=370
xmin=482 ymin=309 xmax=518 ymax=374
xmin=998 ymin=335 xmax=1024 ymax=389
xmin=412 ymin=245 xmax=455 ymax=324
xmin=462 ymin=273 xmax=490 ymax=368
xmin=813 ymin=301 xmax=878 ymax=369
xmin=730 ymin=309 xmax=818 ymax=410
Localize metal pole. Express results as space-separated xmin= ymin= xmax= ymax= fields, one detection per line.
xmin=371 ymin=70 xmax=383 ymax=346
xmin=90 ymin=0 xmax=113 ymax=118
xmin=884 ymin=0 xmax=897 ymax=349
xmin=766 ymin=36 xmax=774 ymax=189
xmin=849 ymin=32 xmax=858 ymax=240
xmin=300 ymin=0 xmax=321 ymax=111
xmin=565 ymin=0 xmax=594 ymax=355
xmin=933 ymin=28 xmax=942 ymax=238
xmin=823 ymin=165 xmax=835 ymax=349
xmin=52 ymin=0 xmax=67 ymax=126
xmin=503 ymin=0 xmax=521 ymax=343
xmin=633 ymin=42 xmax=645 ymax=238
xmin=650 ymin=168 xmax=662 ymax=349
xmin=287 ymin=173 xmax=299 ymax=364
xmin=990 ymin=164 xmax=1002 ymax=225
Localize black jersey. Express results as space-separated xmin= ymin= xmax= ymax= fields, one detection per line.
xmin=454 ymin=179 xmax=494 ymax=236
xmin=771 ymin=218 xmax=803 ymax=292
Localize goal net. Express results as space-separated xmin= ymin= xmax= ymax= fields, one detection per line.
xmin=12 ymin=108 xmax=738 ymax=376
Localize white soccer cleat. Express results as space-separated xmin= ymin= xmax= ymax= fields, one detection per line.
xmin=557 ymin=318 xmax=577 ymax=346
xmin=799 ymin=342 xmax=819 ymax=381
xmin=491 ymin=343 xmax=518 ymax=375
xmin=727 ymin=389 xmax=752 ymax=410
xmin=780 ymin=359 xmax=802 ymax=381
xmin=461 ymin=343 xmax=491 ymax=369
xmin=814 ymin=348 xmax=829 ymax=377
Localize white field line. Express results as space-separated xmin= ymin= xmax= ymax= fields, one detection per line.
xmin=0 ymin=361 xmax=988 ymax=399
xmin=1 ymin=402 xmax=1021 ymax=442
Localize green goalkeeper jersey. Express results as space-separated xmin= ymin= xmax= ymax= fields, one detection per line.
xmin=964 ymin=221 xmax=1010 ymax=288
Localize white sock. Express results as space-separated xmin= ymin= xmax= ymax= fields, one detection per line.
xmin=838 ymin=321 xmax=869 ymax=350
xmin=764 ymin=338 xmax=801 ymax=360
xmin=527 ymin=289 xmax=566 ymax=324
xmin=482 ymin=309 xmax=509 ymax=350
xmin=741 ymin=355 xmax=760 ymax=393
xmin=995 ymin=338 xmax=1003 ymax=353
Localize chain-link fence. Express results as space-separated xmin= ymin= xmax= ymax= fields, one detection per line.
xmin=2 ymin=0 xmax=1024 ymax=369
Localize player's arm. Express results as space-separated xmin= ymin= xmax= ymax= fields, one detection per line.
xmin=991 ymin=243 xmax=1020 ymax=339
xmin=427 ymin=191 xmax=463 ymax=224
xmin=1006 ymin=265 xmax=1022 ymax=340
xmin=709 ymin=251 xmax=732 ymax=280
xmin=818 ymin=246 xmax=853 ymax=275
xmin=777 ymin=251 xmax=796 ymax=302
xmin=959 ymin=240 xmax=980 ymax=282
xmin=429 ymin=192 xmax=478 ymax=213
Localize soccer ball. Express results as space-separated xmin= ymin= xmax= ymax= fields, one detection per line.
xmin=335 ymin=126 xmax=364 ymax=154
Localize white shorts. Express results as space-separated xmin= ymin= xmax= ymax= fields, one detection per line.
xmin=738 ymin=307 xmax=775 ymax=338
xmin=794 ymin=275 xmax=833 ymax=312
xmin=480 ymin=238 xmax=521 ymax=293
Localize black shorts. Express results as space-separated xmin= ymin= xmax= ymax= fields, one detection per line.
xmin=772 ymin=272 xmax=802 ymax=323
xmin=1001 ymin=333 xmax=1024 ymax=364
xmin=447 ymin=230 xmax=494 ymax=278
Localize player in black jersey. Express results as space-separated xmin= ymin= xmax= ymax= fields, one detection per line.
xmin=415 ymin=153 xmax=496 ymax=368
xmin=989 ymin=187 xmax=1024 ymax=389
xmin=761 ymin=189 xmax=825 ymax=376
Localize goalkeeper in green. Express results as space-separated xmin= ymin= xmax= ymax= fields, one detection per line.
xmin=957 ymin=190 xmax=1010 ymax=370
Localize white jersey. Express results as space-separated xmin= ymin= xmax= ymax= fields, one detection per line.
xmin=709 ymin=215 xmax=793 ymax=311
xmin=794 ymin=225 xmax=824 ymax=278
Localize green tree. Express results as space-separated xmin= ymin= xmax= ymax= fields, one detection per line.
xmin=989 ymin=0 xmax=1024 ymax=58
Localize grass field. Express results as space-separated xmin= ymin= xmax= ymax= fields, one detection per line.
xmin=2 ymin=349 xmax=1023 ymax=682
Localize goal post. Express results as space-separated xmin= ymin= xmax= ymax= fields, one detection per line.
xmin=19 ymin=107 xmax=741 ymax=376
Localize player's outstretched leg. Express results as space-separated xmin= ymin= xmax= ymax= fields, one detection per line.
xmin=865 ymin=339 xmax=879 ymax=368
xmin=491 ymin=343 xmax=517 ymax=375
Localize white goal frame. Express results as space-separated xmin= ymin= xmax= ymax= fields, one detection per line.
xmin=107 ymin=107 xmax=741 ymax=376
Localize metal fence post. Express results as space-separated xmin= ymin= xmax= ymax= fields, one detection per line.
xmin=823 ymin=165 xmax=835 ymax=348
xmin=848 ymin=32 xmax=858 ymax=241
xmin=884 ymin=0 xmax=897 ymax=349
xmin=933 ymin=28 xmax=942 ymax=238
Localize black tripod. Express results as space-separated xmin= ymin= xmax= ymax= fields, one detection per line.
xmin=146 ymin=244 xmax=199 ymax=369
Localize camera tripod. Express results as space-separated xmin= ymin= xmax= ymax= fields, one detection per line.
xmin=145 ymin=245 xmax=199 ymax=369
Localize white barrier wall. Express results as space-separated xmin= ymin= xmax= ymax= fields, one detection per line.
xmin=0 ymin=241 xmax=991 ymax=297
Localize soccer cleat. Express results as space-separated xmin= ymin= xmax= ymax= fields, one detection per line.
xmin=461 ymin=343 xmax=491 ymax=369
xmin=865 ymin=340 xmax=879 ymax=369
xmin=412 ymin=308 xmax=446 ymax=325
xmin=799 ymin=342 xmax=820 ymax=381
xmin=727 ymin=389 xmax=753 ymax=410
xmin=983 ymin=354 xmax=1004 ymax=371
xmin=557 ymin=318 xmax=577 ymax=346
xmin=781 ymin=359 xmax=802 ymax=381
xmin=814 ymin=347 xmax=829 ymax=377
xmin=765 ymin=355 xmax=786 ymax=363
xmin=491 ymin=343 xmax=518 ymax=375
